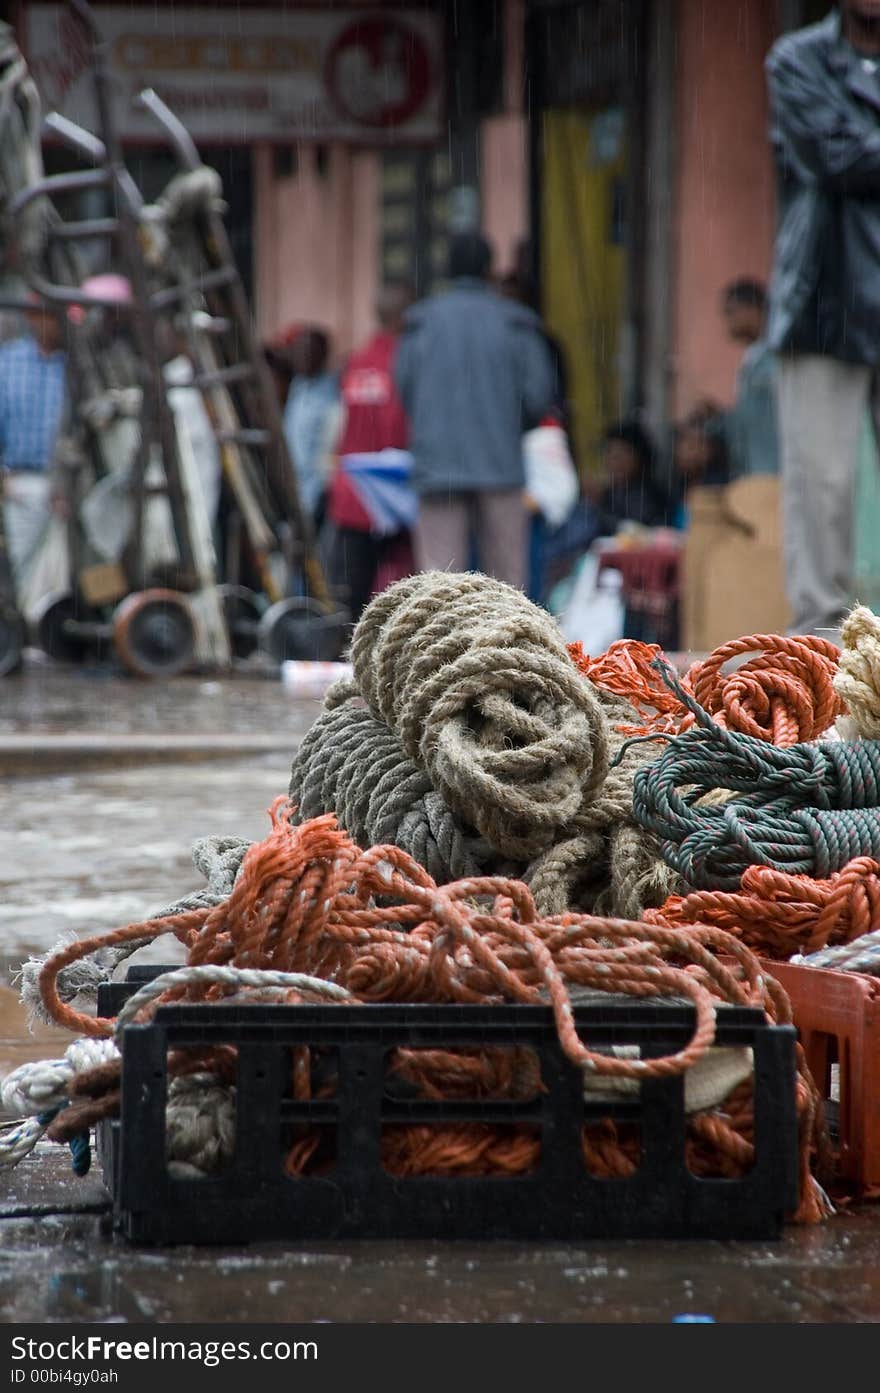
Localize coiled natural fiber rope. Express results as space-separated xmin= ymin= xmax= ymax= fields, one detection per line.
xmin=646 ymin=856 xmax=880 ymax=960
xmin=349 ymin=572 xmax=610 ymax=858
xmin=522 ymin=690 xmax=681 ymax=918
xmin=631 ymin=661 xmax=880 ymax=890
xmin=289 ymin=680 xmax=493 ymax=883
xmin=25 ymin=801 xmax=828 ymax=1221
xmin=289 ymin=680 xmax=678 ymax=919
xmin=573 ymin=633 xmax=843 ymax=745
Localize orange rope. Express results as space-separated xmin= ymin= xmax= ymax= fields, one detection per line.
xmin=570 ymin=633 xmax=844 ymax=745
xmin=646 ymin=856 xmax=880 ymax=960
xmin=39 ymin=800 xmax=829 ymax=1221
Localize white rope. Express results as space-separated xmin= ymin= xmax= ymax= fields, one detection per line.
xmin=0 ymin=1116 xmax=51 ymax=1169
xmin=0 ymin=1038 xmax=118 ymax=1119
xmin=0 ymin=1037 xmax=119 ymax=1170
xmin=0 ymin=967 xmax=350 ymax=1173
xmin=114 ymin=965 xmax=353 ymax=1038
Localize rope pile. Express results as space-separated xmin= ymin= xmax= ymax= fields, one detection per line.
xmin=573 ymin=634 xmax=843 ymax=745
xmin=7 ymin=801 xmax=829 ymax=1220
xmin=646 ymin=856 xmax=880 ymax=960
xmin=632 ymin=661 xmax=880 ymax=890
xmin=290 ymin=571 xmax=676 ymax=919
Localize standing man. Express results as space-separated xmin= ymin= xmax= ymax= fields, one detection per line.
xmin=326 ymin=280 xmax=414 ymax=622
xmin=394 ymin=233 xmax=555 ymax=589
xmin=766 ymin=1 xmax=880 ymax=639
xmin=0 ymin=297 xmax=66 ymax=589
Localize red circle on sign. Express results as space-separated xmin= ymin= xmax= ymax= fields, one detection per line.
xmin=325 ymin=16 xmax=432 ymax=129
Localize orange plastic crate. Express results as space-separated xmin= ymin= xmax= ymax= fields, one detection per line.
xmin=764 ymin=960 xmax=880 ymax=1193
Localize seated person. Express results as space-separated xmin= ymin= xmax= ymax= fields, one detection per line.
xmin=589 ymin=420 xmax=671 ymax=536
xmin=671 ymin=405 xmax=731 ymax=527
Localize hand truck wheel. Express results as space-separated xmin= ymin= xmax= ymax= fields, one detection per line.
xmin=257 ymin=597 xmax=350 ymax=665
xmin=31 ymin=590 xmax=100 ymax=664
xmin=112 ymin=588 xmax=196 ymax=677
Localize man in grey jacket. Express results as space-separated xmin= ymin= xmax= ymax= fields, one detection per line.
xmin=766 ymin=1 xmax=880 ymax=639
xmin=394 ymin=233 xmax=555 ymax=590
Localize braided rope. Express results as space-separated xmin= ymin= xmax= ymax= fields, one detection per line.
xmin=632 ymin=661 xmax=880 ymax=890
xmin=35 ymin=800 xmax=770 ymax=1082
xmin=795 ymin=928 xmax=880 ymax=974
xmin=288 ymin=690 xmax=493 ymax=883
xmin=1 ymin=1037 xmax=119 ymax=1117
xmin=0 ymin=1037 xmax=118 ymax=1170
xmin=349 ymin=572 xmax=610 ymax=858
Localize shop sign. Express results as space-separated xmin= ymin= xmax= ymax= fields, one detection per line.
xmin=25 ymin=5 xmax=444 ymax=144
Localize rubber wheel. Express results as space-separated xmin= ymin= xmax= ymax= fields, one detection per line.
xmin=218 ymin=583 xmax=262 ymax=659
xmin=112 ymin=589 xmax=196 ymax=678
xmin=31 ymin=590 xmax=97 ymax=664
xmin=0 ymin=600 xmax=24 ymax=676
xmin=257 ymin=597 xmax=350 ymax=664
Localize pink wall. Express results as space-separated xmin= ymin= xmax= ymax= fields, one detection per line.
xmin=254 ymin=142 xmax=380 ymax=363
xmin=671 ymin=0 xmax=778 ymax=416
xmin=481 ymin=0 xmax=528 ymax=276
xmin=481 ymin=114 xmax=529 ymax=275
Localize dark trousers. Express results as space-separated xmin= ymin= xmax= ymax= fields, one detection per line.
xmin=326 ymin=526 xmax=385 ymax=623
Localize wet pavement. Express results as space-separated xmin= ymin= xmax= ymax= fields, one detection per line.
xmin=0 ymin=656 xmax=307 ymax=738
xmin=2 ymin=1148 xmax=880 ymax=1323
xmin=2 ymin=661 xmax=880 ymax=1324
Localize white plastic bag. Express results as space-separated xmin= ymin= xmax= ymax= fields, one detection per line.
xmin=523 ymin=422 xmax=579 ymax=529
xmin=559 ymin=554 xmax=625 ymax=652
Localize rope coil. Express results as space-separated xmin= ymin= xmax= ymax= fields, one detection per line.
xmin=632 ymin=661 xmax=880 ymax=889
xmin=350 ymin=572 xmax=610 ymax=858
xmin=289 ymin=685 xmax=678 ymax=920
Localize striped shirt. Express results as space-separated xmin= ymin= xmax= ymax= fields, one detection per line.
xmin=0 ymin=336 xmax=66 ymax=472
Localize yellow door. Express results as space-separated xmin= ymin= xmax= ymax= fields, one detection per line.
xmin=541 ymin=105 xmax=627 ymax=477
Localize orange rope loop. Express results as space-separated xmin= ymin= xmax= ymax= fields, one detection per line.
xmin=571 ymin=633 xmax=844 ymax=746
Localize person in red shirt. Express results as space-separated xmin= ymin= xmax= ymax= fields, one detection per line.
xmin=326 ymin=281 xmax=415 ymax=621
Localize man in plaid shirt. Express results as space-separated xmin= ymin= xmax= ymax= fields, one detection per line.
xmin=0 ymin=300 xmax=66 ymax=589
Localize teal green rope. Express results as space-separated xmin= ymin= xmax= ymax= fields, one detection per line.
xmin=36 ymin=1105 xmax=91 ymax=1176
xmin=631 ymin=660 xmax=880 ymax=890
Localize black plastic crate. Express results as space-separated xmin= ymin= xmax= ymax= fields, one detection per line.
xmin=95 ymin=968 xmax=799 ymax=1244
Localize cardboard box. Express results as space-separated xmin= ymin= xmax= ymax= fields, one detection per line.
xmin=681 ymin=477 xmax=790 ymax=650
